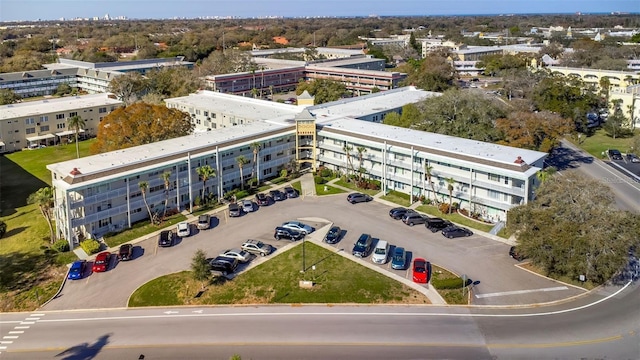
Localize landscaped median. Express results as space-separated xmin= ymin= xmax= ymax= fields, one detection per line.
xmin=128 ymin=241 xmax=431 ymax=307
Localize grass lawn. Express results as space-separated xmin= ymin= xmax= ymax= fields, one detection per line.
xmin=315 ymin=184 xmax=346 ymax=196
xmin=567 ymin=129 xmax=639 ymax=158
xmin=431 ymin=264 xmax=467 ymax=305
xmin=290 ymin=181 xmax=302 ymax=193
xmin=380 ymin=190 xmax=411 ymax=207
xmin=334 ymin=179 xmax=380 ymax=196
xmin=103 ymin=213 xmax=187 ymax=248
xmin=0 ymin=140 xmax=97 ymax=311
xmin=129 ymin=242 xmax=430 ymax=306
xmin=415 ymin=205 xmax=494 ymax=233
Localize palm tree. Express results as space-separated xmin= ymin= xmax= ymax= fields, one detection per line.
xmin=196 ymin=165 xmax=216 ymax=204
xmin=67 ymin=115 xmax=85 ymax=159
xmin=27 ymin=187 xmax=55 ymax=243
xmin=445 ymin=177 xmax=455 ymax=214
xmin=236 ymin=155 xmax=250 ymax=190
xmin=160 ymin=171 xmax=171 ymax=220
xmin=250 ymin=142 xmax=261 ymax=186
xmin=343 ymin=144 xmax=353 ymax=181
xmin=425 ymin=163 xmax=437 ymax=202
xmin=356 ymin=146 xmax=367 ymax=182
xmin=138 ymin=181 xmax=154 ymax=224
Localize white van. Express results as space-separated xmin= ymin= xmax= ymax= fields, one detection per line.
xmin=371 ymin=240 xmax=389 ymax=264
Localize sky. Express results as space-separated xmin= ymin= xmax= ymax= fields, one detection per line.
xmin=0 ymin=0 xmax=638 ymax=22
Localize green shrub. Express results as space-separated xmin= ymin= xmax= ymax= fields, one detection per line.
xmin=80 ymin=239 xmax=101 ymax=255
xmin=0 ymin=219 xmax=6 ymax=238
xmin=319 ymin=168 xmax=333 ymax=178
xmin=235 ymin=190 xmax=250 ymax=199
xmin=52 ymin=239 xmax=70 ymax=252
xmin=432 ymin=277 xmax=464 ymax=289
xmin=314 ymin=176 xmax=327 ymax=184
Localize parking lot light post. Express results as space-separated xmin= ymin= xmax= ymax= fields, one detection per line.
xmin=302 ymin=237 xmax=306 ymax=273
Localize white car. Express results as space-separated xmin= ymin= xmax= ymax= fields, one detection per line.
xmin=220 ymin=248 xmax=252 ymax=263
xmin=176 ymin=222 xmax=190 ymax=237
xmin=242 ymin=199 xmax=255 ymax=213
xmin=371 ymin=240 xmax=389 ymax=264
xmin=281 ymin=221 xmax=314 ymax=235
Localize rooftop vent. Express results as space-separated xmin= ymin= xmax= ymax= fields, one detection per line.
xmin=514 ymin=156 xmax=526 ymax=165
xmin=69 ymin=167 xmax=82 ymax=175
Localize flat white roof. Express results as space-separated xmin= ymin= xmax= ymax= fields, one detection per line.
xmin=0 ymin=94 xmax=123 ymax=121
xmin=47 ymin=121 xmax=292 ymax=183
xmin=164 ymin=90 xmax=301 ymax=121
xmin=306 ymin=86 xmax=439 ymax=122
xmin=321 ymin=117 xmax=546 ymax=171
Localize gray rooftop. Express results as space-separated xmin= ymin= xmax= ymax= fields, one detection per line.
xmin=0 ymin=94 xmax=123 ymax=120
xmin=164 ymin=90 xmax=301 ymax=121
xmin=0 ymin=68 xmax=77 ymax=82
xmin=309 ymin=56 xmax=383 ymax=68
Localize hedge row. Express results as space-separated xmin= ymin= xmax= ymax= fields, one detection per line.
xmin=432 ymin=277 xmax=464 ymax=289
xmin=80 ymin=239 xmax=101 ymax=255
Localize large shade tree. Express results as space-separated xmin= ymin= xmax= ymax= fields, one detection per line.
xmin=91 ymin=103 xmax=193 ymax=154
xmin=27 ymin=187 xmax=55 ymax=243
xmin=507 ymin=171 xmax=640 ymax=284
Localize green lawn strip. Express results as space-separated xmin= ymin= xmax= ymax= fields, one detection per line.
xmin=415 ymin=205 xmax=494 ymax=233
xmin=269 ymin=176 xmax=289 ymax=185
xmin=333 ymin=179 xmax=380 ymax=196
xmin=104 ymin=213 xmax=187 ymax=248
xmin=431 ymin=264 xmax=467 ymax=305
xmin=129 ymin=242 xmax=430 ymax=306
xmin=519 ymin=262 xmax=595 ymax=290
xmin=380 ymin=190 xmax=411 ymax=207
xmin=290 ymin=181 xmax=302 ymax=193
xmin=314 ymin=184 xmax=346 ymax=196
xmin=191 ymin=203 xmax=224 ymax=216
xmin=567 ymin=129 xmax=638 ymax=159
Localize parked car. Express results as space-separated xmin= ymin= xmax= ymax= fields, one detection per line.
xmin=242 ymin=199 xmax=255 ymax=213
xmin=209 ymin=256 xmax=238 ymax=276
xmin=197 ymin=214 xmax=211 ymax=230
xmin=269 ymin=189 xmax=286 ymax=201
xmin=402 ymin=213 xmax=427 ymax=226
xmin=412 ymin=258 xmax=430 ymax=284
xmin=391 ymin=247 xmax=407 ymax=270
xmin=274 ymin=226 xmax=304 ymax=241
xmin=442 ymin=226 xmax=473 ymax=238
xmin=284 ymin=186 xmax=298 ymax=198
xmin=176 ymin=222 xmax=190 ymax=237
xmin=255 ymin=193 xmax=269 ymax=206
xmin=228 ymin=203 xmax=242 ymax=217
xmin=627 ymin=153 xmax=640 ymax=163
xmin=509 ymin=246 xmax=527 ymax=261
xmin=241 ymin=239 xmax=273 ymax=256
xmin=371 ymin=240 xmax=390 ymax=264
xmin=220 ymin=248 xmax=252 ymax=263
xmin=608 ymin=149 xmax=623 ymax=160
xmin=118 ymin=244 xmax=133 ymax=261
xmin=323 ymin=226 xmax=342 ymax=244
xmin=389 ymin=207 xmax=414 ymax=220
xmin=281 ymin=221 xmax=314 ymax=235
xmin=352 ymin=233 xmax=373 ymax=258
xmin=425 ymin=217 xmax=453 ymax=232
xmin=68 ymin=260 xmax=86 ymax=280
xmin=92 ymin=252 xmax=111 ymax=272
xmin=158 ymin=230 xmax=174 ymax=247
xmin=347 ymin=192 xmax=373 ymax=204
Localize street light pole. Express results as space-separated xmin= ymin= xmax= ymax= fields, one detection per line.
xmin=302 ymin=237 xmax=306 ymax=273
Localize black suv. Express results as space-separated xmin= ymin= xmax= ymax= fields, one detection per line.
xmin=284 ymin=186 xmax=298 ymax=198
xmin=269 ymin=189 xmax=286 ymax=201
xmin=608 ymin=149 xmax=623 ymax=160
xmin=347 ymin=192 xmax=373 ymax=204
xmin=509 ymin=246 xmax=527 ymax=261
xmin=118 ymin=244 xmax=133 ymax=261
xmin=274 ymin=226 xmax=304 ymax=241
xmin=402 ymin=213 xmax=427 ymax=226
xmin=425 ymin=217 xmax=453 ymax=232
xmin=352 ymin=234 xmax=373 ymax=258
xmin=389 ymin=207 xmax=415 ymax=220
xmin=158 ymin=230 xmax=174 ymax=247
xmin=209 ymin=256 xmax=239 ymax=276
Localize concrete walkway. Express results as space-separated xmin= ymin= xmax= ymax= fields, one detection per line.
xmin=299 ymin=172 xmax=316 ymax=197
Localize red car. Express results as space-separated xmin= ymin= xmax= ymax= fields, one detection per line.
xmin=412 ymin=258 xmax=430 ymax=284
xmin=92 ymin=252 xmax=111 ymax=272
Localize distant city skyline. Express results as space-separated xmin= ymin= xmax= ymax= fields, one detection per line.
xmin=1 ymin=0 xmax=638 ymax=22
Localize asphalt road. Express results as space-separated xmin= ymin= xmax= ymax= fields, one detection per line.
xmin=1 ymin=280 xmax=638 ymax=359
xmin=42 ymin=194 xmax=585 ymax=311
xmin=552 ymin=140 xmax=640 ymax=212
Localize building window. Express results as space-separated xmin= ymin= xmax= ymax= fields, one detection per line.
xmin=26 ymin=128 xmax=36 ymax=134
xmin=40 ymin=116 xmax=49 ymax=122
xmin=56 ymin=113 xmax=65 ymax=120
xmin=263 ymin=168 xmax=272 ymax=176
xmin=98 ymin=217 xmax=112 ymax=228
xmin=99 ymin=107 xmax=107 ymax=113
xmin=222 ymin=165 xmax=235 ymax=171
xmin=69 ymin=112 xmax=77 ymax=117
xmin=488 ymin=189 xmax=501 ymax=199
xmin=25 ymin=118 xmax=35 ymax=125
xmin=488 ymin=173 xmax=500 ymax=182
xmin=40 ymin=125 xmax=49 ymax=131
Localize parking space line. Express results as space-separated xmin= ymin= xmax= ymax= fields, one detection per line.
xmin=8 ymin=331 xmax=24 ymax=334
xmin=19 ymin=322 xmax=34 ymax=325
xmin=14 ymin=326 xmax=29 ymax=329
xmin=475 ymin=286 xmax=569 ymax=299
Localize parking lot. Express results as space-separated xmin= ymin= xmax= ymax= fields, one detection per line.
xmin=44 ymin=193 xmax=586 ymax=310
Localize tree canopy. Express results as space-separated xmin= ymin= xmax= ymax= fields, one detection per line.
xmin=507 ymin=171 xmax=640 ymax=284
xmin=0 ymin=89 xmax=20 ymax=105
xmin=398 ymin=53 xmax=456 ymax=92
xmin=90 ymin=103 xmax=193 ymax=153
xmin=295 ymin=79 xmax=348 ymax=105
xmin=495 ymin=111 xmax=574 ymax=152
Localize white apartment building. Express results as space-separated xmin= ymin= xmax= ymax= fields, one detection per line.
xmin=0 ymin=93 xmax=123 ymax=153
xmin=48 ymin=87 xmax=546 ymax=248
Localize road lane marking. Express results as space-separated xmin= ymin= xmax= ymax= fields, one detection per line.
xmin=8 ymin=331 xmax=24 ymax=334
xmin=3 ymin=337 xmax=18 ymax=340
xmin=475 ymin=286 xmax=569 ymax=299
xmin=13 ymin=326 xmax=29 ymax=329
xmin=30 ymin=314 xmax=44 ymax=317
xmin=24 ymin=318 xmax=39 ymax=321
xmin=0 ymin=341 xmax=13 ymax=344
xmin=19 ymin=322 xmax=35 ymax=325
xmin=0 ymin=346 xmax=6 ymax=350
